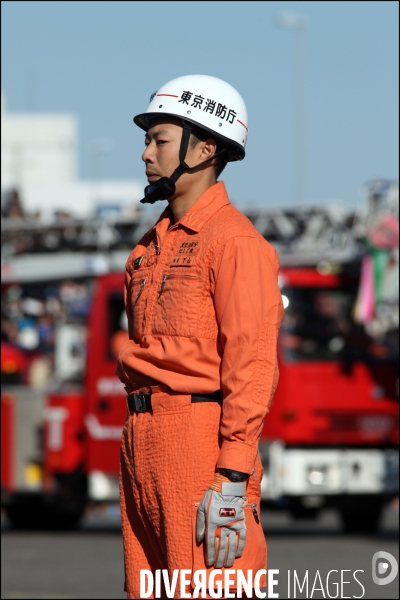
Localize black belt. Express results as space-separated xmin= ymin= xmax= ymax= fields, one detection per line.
xmin=127 ymin=390 xmax=222 ymax=414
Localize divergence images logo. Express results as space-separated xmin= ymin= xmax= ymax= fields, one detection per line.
xmin=372 ymin=551 xmax=398 ymax=586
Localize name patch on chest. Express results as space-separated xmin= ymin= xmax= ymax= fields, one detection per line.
xmin=171 ymin=240 xmax=200 ymax=266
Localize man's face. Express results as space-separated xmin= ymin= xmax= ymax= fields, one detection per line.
xmin=142 ymin=119 xmax=185 ymax=184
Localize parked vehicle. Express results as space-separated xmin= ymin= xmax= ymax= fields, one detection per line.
xmin=259 ymin=266 xmax=398 ymax=532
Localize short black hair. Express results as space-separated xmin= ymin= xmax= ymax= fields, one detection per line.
xmin=189 ymin=128 xmax=228 ymax=179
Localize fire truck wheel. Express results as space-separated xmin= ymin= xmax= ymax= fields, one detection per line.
xmin=5 ymin=501 xmax=85 ymax=530
xmin=339 ymin=500 xmax=383 ymax=533
xmin=291 ymin=507 xmax=319 ymax=521
xmin=4 ymin=489 xmax=86 ymax=530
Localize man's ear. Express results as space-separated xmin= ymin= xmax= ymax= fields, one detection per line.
xmin=200 ymin=138 xmax=218 ymax=160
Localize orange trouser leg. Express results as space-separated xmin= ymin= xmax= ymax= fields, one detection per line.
xmin=119 ymin=391 xmax=265 ymax=599
xmin=120 ymin=393 xmax=222 ymax=598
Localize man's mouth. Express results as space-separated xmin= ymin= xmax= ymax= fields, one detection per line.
xmin=146 ymin=171 xmax=161 ymax=182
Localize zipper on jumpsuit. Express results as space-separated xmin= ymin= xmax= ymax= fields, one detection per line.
xmin=154 ymin=227 xmax=162 ymax=257
xmin=158 ymin=271 xmax=197 ymax=296
xmin=251 ymin=503 xmax=260 ymax=523
xmin=155 ymin=223 xmax=179 ymax=296
xmin=134 ymin=278 xmax=147 ymax=304
xmin=159 ymin=274 xmax=168 ymax=295
xmin=155 ymin=220 xmax=178 ymax=256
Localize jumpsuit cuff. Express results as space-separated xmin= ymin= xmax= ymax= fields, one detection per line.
xmin=216 ymin=439 xmax=257 ymax=475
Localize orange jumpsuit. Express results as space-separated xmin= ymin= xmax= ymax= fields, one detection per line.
xmin=117 ymin=181 xmax=284 ymax=598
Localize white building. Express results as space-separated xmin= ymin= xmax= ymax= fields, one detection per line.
xmin=1 ymin=91 xmax=144 ymax=219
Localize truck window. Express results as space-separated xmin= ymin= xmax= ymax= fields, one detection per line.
xmin=280 ymin=286 xmax=398 ymax=363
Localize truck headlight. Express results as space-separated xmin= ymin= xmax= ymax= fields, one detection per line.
xmin=307 ymin=466 xmax=327 ymax=486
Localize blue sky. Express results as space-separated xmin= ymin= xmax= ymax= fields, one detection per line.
xmin=1 ymin=1 xmax=398 ymax=209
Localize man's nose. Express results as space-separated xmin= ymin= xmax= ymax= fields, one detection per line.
xmin=142 ymin=143 xmax=154 ymax=163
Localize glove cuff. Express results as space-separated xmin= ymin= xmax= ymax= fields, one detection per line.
xmin=208 ymin=473 xmax=246 ymax=496
xmin=221 ymin=481 xmax=246 ymax=496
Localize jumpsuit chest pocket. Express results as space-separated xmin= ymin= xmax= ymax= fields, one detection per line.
xmin=152 ymin=271 xmax=203 ymax=337
xmin=128 ymin=269 xmax=151 ymax=340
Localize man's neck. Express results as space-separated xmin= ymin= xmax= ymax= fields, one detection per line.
xmin=168 ymin=177 xmax=217 ymax=223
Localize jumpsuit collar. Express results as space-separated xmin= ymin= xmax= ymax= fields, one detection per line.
xmin=149 ymin=181 xmax=231 ymax=236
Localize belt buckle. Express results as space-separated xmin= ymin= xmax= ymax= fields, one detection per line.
xmin=134 ymin=393 xmax=148 ymax=413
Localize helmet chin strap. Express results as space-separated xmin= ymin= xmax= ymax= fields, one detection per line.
xmin=140 ymin=122 xmax=227 ymax=205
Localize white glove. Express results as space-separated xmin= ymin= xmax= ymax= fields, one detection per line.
xmin=196 ymin=473 xmax=247 ymax=568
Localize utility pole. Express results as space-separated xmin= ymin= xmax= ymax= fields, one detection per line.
xmin=276 ymin=12 xmax=307 ymax=205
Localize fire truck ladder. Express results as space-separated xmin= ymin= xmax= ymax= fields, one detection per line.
xmin=2 ymin=179 xmax=398 ymax=282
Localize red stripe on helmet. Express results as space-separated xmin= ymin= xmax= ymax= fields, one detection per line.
xmin=156 ymin=94 xmax=179 ymax=98
xmin=237 ymin=119 xmax=248 ymax=131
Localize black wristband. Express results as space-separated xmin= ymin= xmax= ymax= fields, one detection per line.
xmin=218 ymin=468 xmax=249 ymax=482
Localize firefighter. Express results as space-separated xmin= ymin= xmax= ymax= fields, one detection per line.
xmin=117 ymin=74 xmax=284 ymax=599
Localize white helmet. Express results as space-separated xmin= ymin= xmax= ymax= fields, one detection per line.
xmin=134 ymin=74 xmax=248 ymax=162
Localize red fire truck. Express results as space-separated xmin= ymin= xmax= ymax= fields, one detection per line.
xmin=1 ymin=186 xmax=398 ymax=531
xmin=259 ymin=266 xmax=398 ymax=532
xmin=1 ymin=271 xmax=128 ymax=529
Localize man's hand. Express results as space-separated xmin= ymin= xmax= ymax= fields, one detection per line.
xmin=196 ymin=473 xmax=247 ymax=568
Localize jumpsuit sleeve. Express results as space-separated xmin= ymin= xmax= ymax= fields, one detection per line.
xmin=210 ymin=235 xmax=284 ymax=474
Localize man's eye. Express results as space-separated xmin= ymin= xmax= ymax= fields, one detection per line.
xmin=144 ymin=139 xmax=167 ymax=147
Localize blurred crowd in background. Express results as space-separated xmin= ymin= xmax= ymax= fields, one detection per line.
xmin=1 ymin=279 xmax=92 ymax=388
